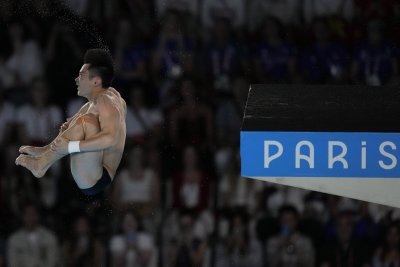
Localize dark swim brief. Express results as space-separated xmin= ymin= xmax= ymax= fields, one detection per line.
xmin=80 ymin=168 xmax=112 ymax=196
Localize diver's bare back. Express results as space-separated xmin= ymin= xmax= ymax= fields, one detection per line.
xmin=86 ymin=87 xmax=126 ymax=179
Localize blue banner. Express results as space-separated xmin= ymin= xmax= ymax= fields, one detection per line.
xmin=241 ymin=131 xmax=400 ymax=178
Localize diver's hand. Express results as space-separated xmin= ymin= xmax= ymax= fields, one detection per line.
xmin=51 ymin=136 xmax=69 ymax=155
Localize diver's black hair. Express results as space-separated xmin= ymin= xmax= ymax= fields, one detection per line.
xmin=84 ymin=49 xmax=114 ymax=88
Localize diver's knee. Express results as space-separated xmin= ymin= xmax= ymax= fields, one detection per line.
xmin=80 ymin=114 xmax=99 ymax=125
xmin=79 ymin=114 xmax=100 ymax=130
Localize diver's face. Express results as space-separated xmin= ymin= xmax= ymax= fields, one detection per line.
xmin=75 ymin=64 xmax=94 ymax=97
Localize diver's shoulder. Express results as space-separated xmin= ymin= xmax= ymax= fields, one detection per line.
xmin=107 ymin=87 xmax=121 ymax=97
xmin=109 ymin=87 xmax=126 ymax=104
xmin=98 ymin=88 xmax=119 ymax=103
xmin=104 ymin=87 xmax=127 ymax=114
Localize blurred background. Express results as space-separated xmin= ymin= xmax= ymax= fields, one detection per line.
xmin=1 ymin=0 xmax=400 ymax=266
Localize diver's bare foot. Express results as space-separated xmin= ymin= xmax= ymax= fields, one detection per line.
xmin=15 ymin=154 xmax=48 ymax=178
xmin=19 ymin=145 xmax=48 ymax=157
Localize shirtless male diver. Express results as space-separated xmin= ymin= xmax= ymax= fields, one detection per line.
xmin=15 ymin=49 xmax=127 ymax=195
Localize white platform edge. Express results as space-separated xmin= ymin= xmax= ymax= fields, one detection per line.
xmin=245 ymin=176 xmax=400 ymax=208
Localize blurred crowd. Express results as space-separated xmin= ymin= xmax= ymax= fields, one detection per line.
xmin=1 ymin=0 xmax=400 ymax=266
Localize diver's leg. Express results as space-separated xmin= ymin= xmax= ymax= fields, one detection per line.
xmin=15 ymin=114 xmax=103 ymax=181
xmin=19 ymin=116 xmax=82 ymax=156
xmin=69 ymin=114 xmax=104 ymax=189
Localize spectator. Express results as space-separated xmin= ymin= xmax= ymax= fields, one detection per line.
xmin=111 ymin=146 xmax=160 ymax=225
xmin=21 ymin=0 xmax=55 ymax=48
xmin=215 ymin=77 xmax=248 ymax=146
xmin=320 ymin=211 xmax=372 ymax=267
xmin=301 ymin=18 xmax=350 ymax=84
xmin=125 ymin=86 xmax=163 ymax=146
xmin=247 ymin=0 xmax=300 ymax=32
xmin=150 ymin=10 xmax=194 ymax=84
xmin=172 ymin=146 xmax=211 ymax=213
xmin=113 ymin=18 xmax=148 ymax=91
xmin=351 ymin=20 xmax=398 ymax=86
xmin=0 ymin=87 xmax=16 ymax=147
xmin=155 ymin=0 xmax=199 ymax=36
xmin=216 ymin=211 xmax=263 ymax=267
xmin=109 ymin=211 xmax=157 ymax=267
xmin=0 ymin=0 xmax=13 ymax=23
xmin=354 ymin=202 xmax=380 ymax=244
xmin=218 ymin=150 xmax=264 ymax=215
xmin=60 ymin=0 xmax=103 ymax=23
xmin=164 ymin=209 xmax=210 ymax=267
xmin=298 ymin=197 xmax=326 ymax=253
xmin=253 ymin=16 xmax=297 ymax=83
xmin=231 ymin=76 xmax=248 ymax=112
xmin=201 ymin=0 xmax=245 ymax=30
xmin=266 ymin=205 xmax=315 ymax=267
xmin=16 ymin=78 xmax=63 ymax=146
xmin=1 ymin=20 xmax=44 ymax=103
xmin=202 ymin=17 xmax=242 ymax=94
xmin=267 ymin=185 xmax=310 ymax=217
xmin=169 ymin=78 xmax=213 ymax=149
xmin=156 ymin=0 xmax=199 ymax=20
xmin=121 ymin=0 xmax=154 ymax=40
xmin=62 ymin=0 xmax=91 ymax=17
xmin=214 ymin=145 xmax=234 ymax=177
xmin=354 ymin=0 xmax=396 ymax=21
xmin=7 ymin=203 xmax=59 ymax=267
xmin=62 ymin=215 xmax=104 ymax=267
xmin=373 ymin=223 xmax=400 ymax=267
xmin=303 ymin=0 xmax=354 ymax=24
xmin=31 ymin=0 xmax=55 ymax=19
